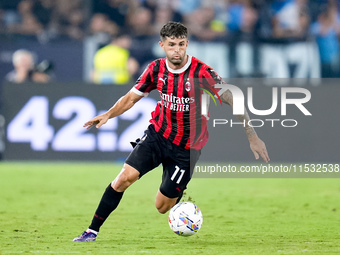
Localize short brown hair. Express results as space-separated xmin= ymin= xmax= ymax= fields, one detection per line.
xmin=160 ymin=21 xmax=188 ymax=41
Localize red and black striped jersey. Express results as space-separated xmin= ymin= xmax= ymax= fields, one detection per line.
xmin=131 ymin=55 xmax=223 ymax=150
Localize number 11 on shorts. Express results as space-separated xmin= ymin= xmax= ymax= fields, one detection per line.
xmin=171 ymin=166 xmax=185 ymax=184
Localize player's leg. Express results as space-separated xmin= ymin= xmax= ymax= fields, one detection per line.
xmin=155 ymin=190 xmax=178 ymax=214
xmin=154 ymin=165 xmax=190 ymax=214
xmin=74 ymin=125 xmax=161 ymax=242
xmin=111 ymin=163 xmax=140 ymax=192
xmin=73 ymin=164 xmax=139 ymax=242
xmin=87 ymin=164 xmax=140 ymax=231
xmin=154 ymin=147 xmax=201 ymax=214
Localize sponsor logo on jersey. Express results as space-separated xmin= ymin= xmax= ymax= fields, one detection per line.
xmin=159 ymin=91 xmax=194 ymax=112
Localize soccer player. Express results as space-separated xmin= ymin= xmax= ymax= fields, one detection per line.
xmin=73 ymin=21 xmax=269 ymax=242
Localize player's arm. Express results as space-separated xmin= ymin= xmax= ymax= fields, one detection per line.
xmin=221 ymin=90 xmax=270 ymax=163
xmin=83 ymin=90 xmax=143 ymax=129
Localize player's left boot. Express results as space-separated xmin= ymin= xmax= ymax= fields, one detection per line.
xmin=73 ymin=230 xmax=97 ymax=242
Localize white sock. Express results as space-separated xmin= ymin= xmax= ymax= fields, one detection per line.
xmin=87 ymin=229 xmax=98 ymax=235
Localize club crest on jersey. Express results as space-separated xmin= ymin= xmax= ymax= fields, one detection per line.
xmin=185 ymin=80 xmax=191 ymax=92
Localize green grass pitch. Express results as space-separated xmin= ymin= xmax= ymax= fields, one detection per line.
xmin=0 ymin=162 xmax=339 ymax=254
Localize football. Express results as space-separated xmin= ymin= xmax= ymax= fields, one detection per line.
xmin=168 ymin=202 xmax=203 ymax=236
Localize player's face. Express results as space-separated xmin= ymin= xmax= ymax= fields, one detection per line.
xmin=159 ymin=36 xmax=188 ymax=68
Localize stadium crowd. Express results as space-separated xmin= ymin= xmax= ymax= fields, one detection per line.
xmin=0 ymin=0 xmax=340 ymax=78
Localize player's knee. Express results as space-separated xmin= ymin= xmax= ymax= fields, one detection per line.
xmin=155 ymin=191 xmax=177 ymax=214
xmin=112 ymin=176 xmax=131 ymax=191
xmin=156 ymin=204 xmax=170 ymax=214
xmin=155 ymin=200 xmax=175 ymax=214
xmin=111 ymin=177 xmax=127 ymax=192
xmin=112 ymin=169 xmax=138 ymax=192
xmin=158 ymin=208 xmax=168 ymax=214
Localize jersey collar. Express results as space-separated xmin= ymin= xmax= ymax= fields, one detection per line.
xmin=165 ymin=55 xmax=192 ymax=74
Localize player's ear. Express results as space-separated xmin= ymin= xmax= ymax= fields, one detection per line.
xmin=159 ymin=41 xmax=165 ymax=50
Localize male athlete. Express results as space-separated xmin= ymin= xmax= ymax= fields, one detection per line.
xmin=73 ymin=21 xmax=269 ymax=242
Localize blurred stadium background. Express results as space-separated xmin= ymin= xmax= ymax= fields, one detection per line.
xmin=0 ymin=0 xmax=339 ymax=161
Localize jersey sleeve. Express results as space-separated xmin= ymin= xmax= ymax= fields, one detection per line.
xmin=201 ymin=67 xmax=227 ymax=97
xmin=131 ymin=61 xmax=158 ymax=97
xmin=204 ymin=67 xmax=226 ymax=87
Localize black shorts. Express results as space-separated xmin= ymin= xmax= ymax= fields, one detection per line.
xmin=125 ymin=125 xmax=201 ymax=198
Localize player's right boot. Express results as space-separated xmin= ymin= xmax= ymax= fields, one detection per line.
xmin=73 ymin=230 xmax=97 ymax=242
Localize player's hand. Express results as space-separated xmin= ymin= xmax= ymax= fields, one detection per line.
xmin=249 ymin=136 xmax=270 ymax=163
xmin=83 ymin=113 xmax=109 ymax=130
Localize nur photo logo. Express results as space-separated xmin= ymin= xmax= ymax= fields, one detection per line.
xmin=200 ymin=83 xmax=312 ymax=128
